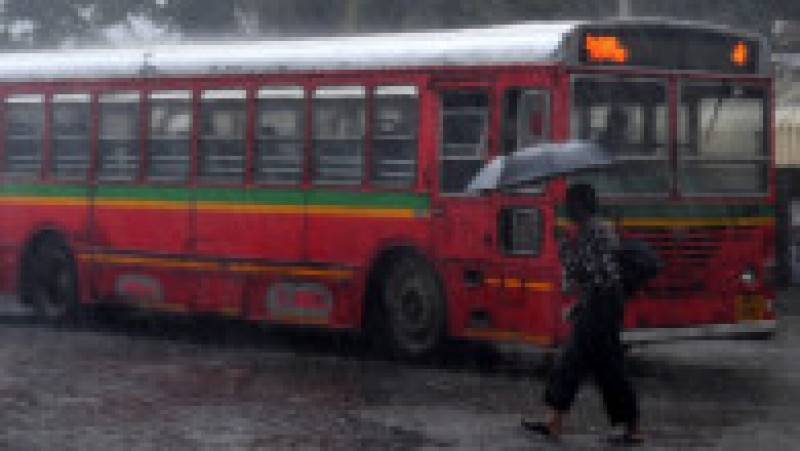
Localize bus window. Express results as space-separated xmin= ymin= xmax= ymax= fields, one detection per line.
xmin=502 ymin=88 xmax=549 ymax=155
xmin=50 ymin=93 xmax=91 ymax=181
xmin=678 ymin=82 xmax=767 ymax=196
xmin=256 ymin=86 xmax=305 ymax=185
xmin=439 ymin=90 xmax=488 ymax=194
xmin=570 ymin=78 xmax=668 ymax=195
xmin=98 ymin=92 xmax=140 ymax=182
xmin=499 ymin=207 xmax=543 ymax=255
xmin=371 ymin=85 xmax=418 ymax=188
xmin=312 ymin=86 xmax=365 ymax=186
xmin=4 ymin=94 xmax=44 ymax=178
xmin=148 ymin=90 xmax=192 ymax=183
xmin=199 ymin=89 xmax=247 ymax=184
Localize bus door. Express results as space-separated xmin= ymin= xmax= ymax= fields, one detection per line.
xmin=489 ymin=86 xmax=562 ymax=343
xmin=431 ymin=83 xmax=559 ymax=341
xmin=429 ymin=85 xmax=494 ymax=336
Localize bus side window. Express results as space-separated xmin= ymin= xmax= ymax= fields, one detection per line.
xmin=199 ymin=89 xmax=247 ymax=184
xmin=51 ymin=93 xmax=91 ymax=181
xmin=439 ymin=90 xmax=488 ymax=194
xmin=312 ymin=86 xmax=366 ymax=186
xmin=502 ymin=88 xmax=549 ymax=155
xmin=147 ymin=90 xmax=192 ymax=183
xmin=4 ymin=94 xmax=45 ymax=179
xmin=256 ymin=86 xmax=305 ymax=185
xmin=371 ymin=85 xmax=418 ymax=188
xmin=98 ymin=92 xmax=140 ymax=182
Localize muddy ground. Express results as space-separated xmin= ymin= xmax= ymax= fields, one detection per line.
xmin=0 ymin=293 xmax=796 ymax=450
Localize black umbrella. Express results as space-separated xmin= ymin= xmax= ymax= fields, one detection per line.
xmin=466 ymin=140 xmax=615 ymax=192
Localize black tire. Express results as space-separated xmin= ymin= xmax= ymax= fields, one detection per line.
xmin=19 ymin=235 xmax=80 ymax=323
xmin=382 ymin=257 xmax=446 ymax=358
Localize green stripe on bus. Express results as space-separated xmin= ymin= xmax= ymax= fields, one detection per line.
xmin=307 ymin=190 xmax=430 ymax=210
xmin=95 ymin=185 xmax=194 ymax=202
xmin=0 ymin=184 xmax=88 ymax=197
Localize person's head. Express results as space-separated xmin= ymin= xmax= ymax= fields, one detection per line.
xmin=606 ymin=106 xmax=628 ymax=130
xmin=565 ymin=183 xmax=598 ymax=224
xmin=600 ymin=106 xmax=628 ymax=146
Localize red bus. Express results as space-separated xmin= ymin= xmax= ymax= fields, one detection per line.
xmin=0 ymin=19 xmax=776 ymax=356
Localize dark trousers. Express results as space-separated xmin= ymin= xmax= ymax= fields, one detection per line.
xmin=544 ymin=322 xmax=638 ymax=426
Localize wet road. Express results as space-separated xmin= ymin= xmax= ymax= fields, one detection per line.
xmin=0 ymin=294 xmax=797 ymax=450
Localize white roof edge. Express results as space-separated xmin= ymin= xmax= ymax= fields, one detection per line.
xmin=0 ymin=21 xmax=580 ymax=81
xmin=0 ymin=19 xmax=767 ymax=81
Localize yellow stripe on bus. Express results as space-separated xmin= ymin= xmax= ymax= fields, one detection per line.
xmin=524 ymin=282 xmax=555 ymax=291
xmin=96 ymin=199 xmax=190 ymax=210
xmin=0 ymin=195 xmax=423 ymax=218
xmin=80 ymin=253 xmax=354 ymax=279
xmin=305 ymin=205 xmax=423 ymax=218
xmin=461 ymin=328 xmax=552 ymax=345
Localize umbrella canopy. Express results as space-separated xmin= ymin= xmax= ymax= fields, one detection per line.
xmin=466 ymin=140 xmax=615 ymax=193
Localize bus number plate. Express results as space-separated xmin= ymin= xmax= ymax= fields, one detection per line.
xmin=735 ymin=295 xmax=764 ymax=322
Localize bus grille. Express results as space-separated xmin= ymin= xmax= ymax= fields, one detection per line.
xmin=623 ymin=226 xmax=753 ymax=298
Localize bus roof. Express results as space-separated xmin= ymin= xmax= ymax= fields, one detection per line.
xmin=0 ymin=19 xmax=768 ymax=81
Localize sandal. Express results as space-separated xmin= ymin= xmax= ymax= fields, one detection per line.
xmin=521 ymin=418 xmax=560 ymax=439
xmin=606 ymin=431 xmax=644 ymax=446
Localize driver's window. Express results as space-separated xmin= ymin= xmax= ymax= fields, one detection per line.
xmin=502 ymin=88 xmax=549 ymax=155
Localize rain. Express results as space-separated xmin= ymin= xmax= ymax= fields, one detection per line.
xmin=0 ymin=0 xmax=797 ymax=449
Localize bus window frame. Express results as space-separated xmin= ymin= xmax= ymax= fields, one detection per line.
xmin=675 ymin=79 xmax=771 ymax=199
xmin=2 ymin=93 xmax=46 ymax=181
xmin=302 ymin=76 xmax=426 ymax=195
xmin=497 ymin=86 xmax=552 ymax=197
xmin=364 ymin=78 xmax=427 ymax=195
xmin=145 ymin=88 xmax=195 ymax=187
xmin=370 ymin=84 xmax=420 ymax=190
xmin=311 ymin=84 xmax=368 ymax=188
xmin=96 ymin=91 xmax=141 ymax=184
xmin=567 ymin=67 xmax=774 ymax=202
xmin=196 ymin=88 xmax=248 ymax=186
xmin=435 ymin=82 xmax=495 ymax=198
xmin=253 ymin=85 xmax=307 ymax=188
xmin=568 ymin=73 xmax=672 ymax=199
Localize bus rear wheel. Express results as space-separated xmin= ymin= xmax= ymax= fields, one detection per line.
xmin=20 ymin=235 xmax=79 ymax=323
xmin=382 ymin=257 xmax=445 ymax=358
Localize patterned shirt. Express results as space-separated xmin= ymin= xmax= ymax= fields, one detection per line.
xmin=558 ymin=218 xmax=623 ymax=294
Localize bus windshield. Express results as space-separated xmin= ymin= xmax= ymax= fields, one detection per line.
xmin=571 ymin=77 xmax=769 ymax=197
xmin=678 ymin=81 xmax=768 ymax=196
xmin=570 ymin=77 xmax=669 ymax=195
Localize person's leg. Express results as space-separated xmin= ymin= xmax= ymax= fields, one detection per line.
xmin=523 ymin=331 xmax=589 ymax=436
xmin=591 ymin=334 xmax=641 ymax=441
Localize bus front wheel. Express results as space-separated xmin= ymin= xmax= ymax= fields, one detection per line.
xmin=382 ymin=257 xmax=446 ymax=358
xmin=20 ymin=235 xmax=80 ymax=323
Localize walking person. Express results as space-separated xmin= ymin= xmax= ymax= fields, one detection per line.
xmin=522 ymin=182 xmax=643 ymax=445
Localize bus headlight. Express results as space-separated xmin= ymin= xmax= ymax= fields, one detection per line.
xmin=740 ymin=267 xmax=757 ymax=284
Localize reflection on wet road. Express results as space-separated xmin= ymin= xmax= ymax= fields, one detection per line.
xmin=0 ymin=295 xmax=796 ymax=449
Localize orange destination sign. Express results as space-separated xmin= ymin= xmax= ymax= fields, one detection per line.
xmin=584 ymin=34 xmax=629 ymax=63
xmin=731 ymin=41 xmax=748 ymax=66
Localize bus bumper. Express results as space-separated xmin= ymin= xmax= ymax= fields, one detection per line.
xmin=621 ymin=319 xmax=777 ymax=344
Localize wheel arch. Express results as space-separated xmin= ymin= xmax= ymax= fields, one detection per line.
xmin=361 ymin=240 xmax=446 ymax=330
xmin=18 ymin=224 xmax=75 ymax=295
